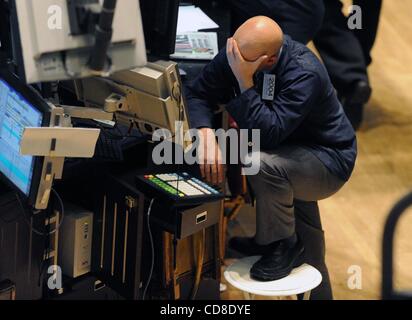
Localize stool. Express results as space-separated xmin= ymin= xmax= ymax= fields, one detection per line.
xmin=224 ymin=256 xmax=322 ymax=300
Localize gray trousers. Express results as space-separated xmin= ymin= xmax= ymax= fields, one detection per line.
xmin=247 ymin=145 xmax=346 ymax=300
xmin=248 ymin=145 xmax=345 ymax=244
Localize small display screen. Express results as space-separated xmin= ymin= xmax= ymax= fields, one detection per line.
xmin=0 ymin=78 xmax=43 ymax=195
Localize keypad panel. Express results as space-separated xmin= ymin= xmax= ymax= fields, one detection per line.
xmin=143 ymin=173 xmax=220 ymax=198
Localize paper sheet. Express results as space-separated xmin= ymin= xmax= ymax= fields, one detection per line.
xmin=171 ymin=32 xmax=218 ymax=60
xmin=177 ymin=5 xmax=219 ymax=34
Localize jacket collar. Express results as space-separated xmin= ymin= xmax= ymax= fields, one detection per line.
xmin=272 ymin=34 xmax=289 ymax=74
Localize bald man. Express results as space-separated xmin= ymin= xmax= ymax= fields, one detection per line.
xmin=185 ymin=17 xmax=357 ymax=291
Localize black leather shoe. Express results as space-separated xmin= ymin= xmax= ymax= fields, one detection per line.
xmin=228 ymin=237 xmax=273 ymax=256
xmin=340 ymin=80 xmax=372 ymax=105
xmin=339 ymin=80 xmax=371 ymax=130
xmin=250 ymin=237 xmax=305 ymax=281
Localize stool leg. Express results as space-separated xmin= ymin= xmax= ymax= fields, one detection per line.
xmin=303 ymin=291 xmax=311 ymax=300
xmin=243 ymin=292 xmax=254 ymax=300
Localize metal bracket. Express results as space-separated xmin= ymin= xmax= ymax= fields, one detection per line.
xmin=20 ymin=104 xmax=105 ymax=210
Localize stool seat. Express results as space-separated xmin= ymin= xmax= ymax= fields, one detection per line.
xmin=224 ymin=256 xmax=322 ymax=298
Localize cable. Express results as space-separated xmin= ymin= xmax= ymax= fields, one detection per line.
xmin=51 ymin=188 xmax=65 ymax=233
xmin=15 ymin=188 xmax=65 ymax=236
xmin=93 ymin=120 xmax=124 ymax=140
xmin=93 ymin=120 xmax=143 ymax=141
xmin=190 ymin=228 xmax=206 ymax=300
xmin=37 ymin=189 xmax=64 ymax=289
xmin=15 ymin=189 xmax=65 ymax=288
xmin=89 ymin=0 xmax=117 ymax=72
xmin=174 ymin=82 xmax=185 ymax=196
xmin=142 ymin=198 xmax=155 ymax=300
xmin=38 ymin=235 xmax=50 ymax=287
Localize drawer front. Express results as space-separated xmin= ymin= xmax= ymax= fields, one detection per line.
xmin=179 ymin=201 xmax=221 ymax=239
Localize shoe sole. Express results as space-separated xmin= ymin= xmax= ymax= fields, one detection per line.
xmin=250 ymin=249 xmax=305 ymax=282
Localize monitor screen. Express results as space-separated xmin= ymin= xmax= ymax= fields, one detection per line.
xmin=0 ymin=77 xmax=43 ymax=195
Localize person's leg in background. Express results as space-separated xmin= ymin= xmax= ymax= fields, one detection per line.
xmin=313 ymin=0 xmax=374 ymax=130
xmin=352 ymin=0 xmax=383 ymax=66
xmin=294 ymin=200 xmax=333 ymax=300
xmin=226 ymin=0 xmax=325 ymax=45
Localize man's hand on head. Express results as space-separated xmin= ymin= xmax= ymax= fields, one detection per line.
xmin=226 ymin=38 xmax=268 ymax=93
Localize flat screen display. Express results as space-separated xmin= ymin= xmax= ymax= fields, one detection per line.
xmin=0 ymin=77 xmax=43 ymax=195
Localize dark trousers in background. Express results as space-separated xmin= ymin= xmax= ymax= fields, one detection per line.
xmin=352 ymin=0 xmax=383 ymax=66
xmin=295 ymin=200 xmax=333 ymax=300
xmin=313 ymin=0 xmax=383 ymax=94
xmin=228 ymin=0 xmax=382 ymax=96
xmin=227 ymin=0 xmax=325 ymax=44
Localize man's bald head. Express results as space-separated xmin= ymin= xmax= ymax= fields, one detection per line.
xmin=233 ymin=16 xmax=283 ymax=63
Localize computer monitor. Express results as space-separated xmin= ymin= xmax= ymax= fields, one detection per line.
xmin=0 ymin=70 xmax=50 ymax=203
xmin=139 ymin=0 xmax=180 ymax=58
xmin=9 ymin=0 xmax=147 ymax=83
xmin=74 ymin=60 xmax=191 ymax=145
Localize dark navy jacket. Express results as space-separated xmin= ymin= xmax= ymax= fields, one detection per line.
xmin=185 ymin=35 xmax=357 ymax=181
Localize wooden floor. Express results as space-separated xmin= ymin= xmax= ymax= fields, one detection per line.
xmin=222 ymin=0 xmax=412 ymax=300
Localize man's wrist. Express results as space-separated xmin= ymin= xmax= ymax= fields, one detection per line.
xmin=238 ymin=78 xmax=254 ymax=93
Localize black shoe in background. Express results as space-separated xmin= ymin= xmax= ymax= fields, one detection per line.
xmin=339 ymin=80 xmax=372 ymax=131
xmin=228 ymin=237 xmax=273 ymax=256
xmin=341 ymin=80 xmax=372 ymax=106
xmin=250 ymin=237 xmax=305 ymax=282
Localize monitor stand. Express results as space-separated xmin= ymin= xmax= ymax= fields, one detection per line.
xmin=20 ymin=104 xmax=112 ymax=210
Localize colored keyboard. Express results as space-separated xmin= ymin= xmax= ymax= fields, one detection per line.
xmin=136 ymin=172 xmax=223 ymax=205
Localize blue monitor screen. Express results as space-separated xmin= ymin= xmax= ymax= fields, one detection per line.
xmin=0 ymin=78 xmax=43 ymax=195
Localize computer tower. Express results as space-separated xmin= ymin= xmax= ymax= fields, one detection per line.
xmin=58 ymin=205 xmax=93 ymax=278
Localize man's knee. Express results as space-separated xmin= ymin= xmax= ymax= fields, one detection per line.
xmin=244 ymin=151 xmax=290 ymax=185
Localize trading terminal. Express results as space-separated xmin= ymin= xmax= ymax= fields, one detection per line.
xmin=0 ymin=0 xmax=411 ymax=304
xmin=0 ymin=0 xmax=226 ymax=301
